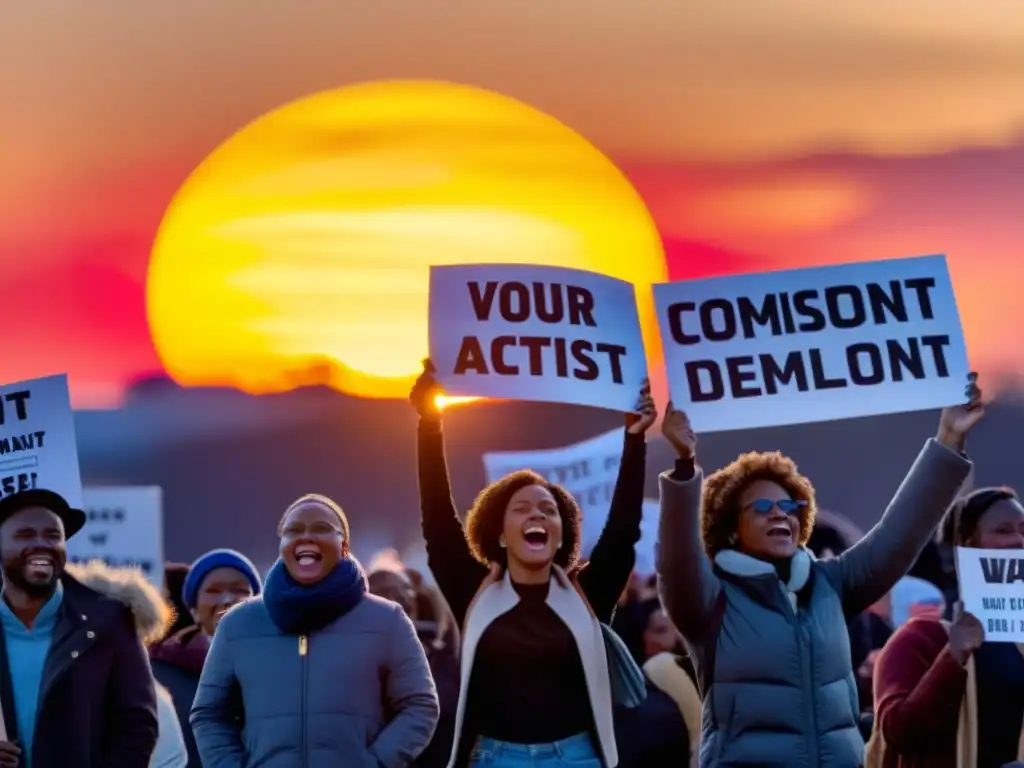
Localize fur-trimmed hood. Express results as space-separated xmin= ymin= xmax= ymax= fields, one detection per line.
xmin=66 ymin=560 xmax=173 ymax=646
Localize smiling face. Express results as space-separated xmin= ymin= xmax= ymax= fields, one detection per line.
xmin=192 ymin=566 xmax=255 ymax=635
xmin=0 ymin=506 xmax=66 ymax=598
xmin=279 ymin=501 xmax=347 ymax=585
xmin=735 ymin=479 xmax=805 ymax=559
xmin=502 ymin=483 xmax=563 ymax=572
xmin=971 ymin=498 xmax=1024 ymax=549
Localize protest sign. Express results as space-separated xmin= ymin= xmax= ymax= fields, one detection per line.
xmin=653 ymin=254 xmax=969 ymax=432
xmin=0 ymin=374 xmax=82 ymax=507
xmin=482 ymin=428 xmax=661 ymax=572
xmin=956 ymin=546 xmax=1024 ymax=642
xmin=430 ymin=264 xmax=647 ymax=411
xmin=69 ymin=487 xmax=165 ymax=586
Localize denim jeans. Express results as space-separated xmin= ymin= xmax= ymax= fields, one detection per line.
xmin=468 ymin=732 xmax=601 ymax=767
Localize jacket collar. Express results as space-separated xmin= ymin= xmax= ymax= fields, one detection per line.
xmin=714 ymin=547 xmax=813 ymax=593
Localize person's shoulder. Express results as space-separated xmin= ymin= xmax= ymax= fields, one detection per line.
xmin=215 ymin=596 xmax=271 ymax=636
xmin=885 ymin=616 xmax=948 ymax=656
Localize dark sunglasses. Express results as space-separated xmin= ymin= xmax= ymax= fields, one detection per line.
xmin=747 ymin=498 xmax=807 ymax=515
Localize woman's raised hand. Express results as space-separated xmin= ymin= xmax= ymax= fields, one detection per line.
xmin=661 ymin=401 xmax=696 ymax=459
xmin=409 ymin=359 xmax=442 ymax=418
xmin=937 ymin=372 xmax=984 ymax=450
xmin=625 ymin=379 xmax=657 ymax=435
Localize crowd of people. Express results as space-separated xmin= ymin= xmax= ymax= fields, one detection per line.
xmin=0 ymin=364 xmax=1019 ymax=767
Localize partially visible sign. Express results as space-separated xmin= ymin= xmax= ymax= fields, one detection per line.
xmin=0 ymin=374 xmax=82 ymax=506
xmin=956 ymin=546 xmax=1024 ymax=642
xmin=430 ymin=264 xmax=647 ymax=411
xmin=70 ymin=487 xmax=165 ymax=586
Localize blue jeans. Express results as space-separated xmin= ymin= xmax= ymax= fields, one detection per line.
xmin=468 ymin=732 xmax=601 ymax=767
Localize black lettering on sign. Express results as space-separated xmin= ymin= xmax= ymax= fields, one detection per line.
xmin=87 ymin=507 xmax=127 ymax=524
xmin=982 ymin=596 xmax=1007 ymax=611
xmin=465 ymin=281 xmax=597 ymax=326
xmin=988 ymin=617 xmax=1010 ymax=634
xmin=68 ymin=556 xmax=154 ymax=575
xmin=0 ymin=472 xmax=38 ymax=499
xmin=0 ymin=391 xmax=31 ymax=426
xmin=89 ymin=532 xmax=109 ymax=547
xmin=981 ymin=556 xmax=1024 ymax=584
xmin=680 ymin=335 xmax=952 ymax=402
xmin=668 ymin=278 xmax=943 ymax=344
xmin=452 ymin=336 xmax=627 ymax=384
xmin=0 ymin=431 xmax=46 ymax=455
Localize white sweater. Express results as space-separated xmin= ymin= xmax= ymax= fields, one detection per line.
xmin=152 ymin=683 xmax=188 ymax=768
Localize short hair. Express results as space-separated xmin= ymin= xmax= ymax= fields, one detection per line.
xmin=701 ymin=450 xmax=817 ymax=558
xmin=464 ymin=470 xmax=582 ymax=573
xmin=277 ymin=493 xmax=350 ymax=543
xmin=940 ymin=486 xmax=1019 ymax=546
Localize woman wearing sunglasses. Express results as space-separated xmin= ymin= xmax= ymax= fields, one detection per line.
xmin=654 ymin=373 xmax=984 ymax=768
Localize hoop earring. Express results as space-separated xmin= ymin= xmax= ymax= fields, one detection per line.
xmin=499 ymin=535 xmax=507 ymax=548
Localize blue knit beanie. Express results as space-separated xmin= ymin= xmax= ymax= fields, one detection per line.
xmin=182 ymin=549 xmax=262 ymax=609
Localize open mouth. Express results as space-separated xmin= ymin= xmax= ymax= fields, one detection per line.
xmin=767 ymin=525 xmax=793 ymax=540
xmin=25 ymin=553 xmax=55 ymax=578
xmin=294 ymin=545 xmax=322 ymax=568
xmin=523 ymin=525 xmax=549 ymax=551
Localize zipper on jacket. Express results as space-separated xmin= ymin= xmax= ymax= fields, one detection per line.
xmin=299 ymin=635 xmax=308 ymax=768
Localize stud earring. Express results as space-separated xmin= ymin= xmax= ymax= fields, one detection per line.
xmin=499 ymin=536 xmax=507 ymax=548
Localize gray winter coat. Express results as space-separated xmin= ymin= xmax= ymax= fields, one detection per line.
xmin=190 ymin=594 xmax=439 ymax=768
xmin=656 ymin=438 xmax=971 ymax=768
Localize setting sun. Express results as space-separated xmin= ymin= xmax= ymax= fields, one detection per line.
xmin=146 ymin=80 xmax=666 ymax=400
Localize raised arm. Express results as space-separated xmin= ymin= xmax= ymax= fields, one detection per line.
xmin=579 ymin=382 xmax=655 ymax=622
xmin=822 ymin=376 xmax=982 ymax=617
xmin=411 ymin=362 xmax=487 ymax=626
xmin=655 ymin=404 xmax=722 ymax=645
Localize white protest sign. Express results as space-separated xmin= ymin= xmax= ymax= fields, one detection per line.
xmin=956 ymin=547 xmax=1024 ymax=642
xmin=430 ymin=264 xmax=647 ymax=411
xmin=0 ymin=374 xmax=82 ymax=507
xmin=69 ymin=487 xmax=165 ymax=586
xmin=482 ymin=428 xmax=660 ymax=572
xmin=653 ymin=254 xmax=969 ymax=432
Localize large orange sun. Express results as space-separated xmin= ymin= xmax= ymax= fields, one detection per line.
xmin=147 ymin=80 xmax=666 ymax=400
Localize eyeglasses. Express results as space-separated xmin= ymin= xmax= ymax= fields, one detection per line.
xmin=746 ymin=498 xmax=808 ymax=515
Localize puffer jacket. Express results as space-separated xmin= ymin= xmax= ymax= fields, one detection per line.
xmin=190 ymin=591 xmax=439 ymax=768
xmin=656 ymin=439 xmax=972 ymax=768
xmin=67 ymin=561 xmax=189 ymax=768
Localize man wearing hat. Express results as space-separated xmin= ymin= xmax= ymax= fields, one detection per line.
xmin=0 ymin=489 xmax=158 ymax=767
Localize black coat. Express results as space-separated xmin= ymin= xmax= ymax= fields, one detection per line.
xmin=0 ymin=573 xmax=158 ymax=767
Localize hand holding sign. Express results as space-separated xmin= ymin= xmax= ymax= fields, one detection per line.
xmin=409 ymin=360 xmax=442 ymax=420
xmin=937 ymin=373 xmax=984 ymax=451
xmin=625 ymin=379 xmax=656 ymax=435
xmin=948 ymin=601 xmax=985 ymax=665
xmin=662 ymin=402 xmax=696 ymax=460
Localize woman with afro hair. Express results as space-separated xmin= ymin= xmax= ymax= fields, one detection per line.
xmin=410 ymin=360 xmax=656 ymax=768
xmin=655 ymin=374 xmax=984 ymax=768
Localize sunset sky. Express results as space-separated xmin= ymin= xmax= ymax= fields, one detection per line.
xmin=2 ymin=0 xmax=1023 ymax=407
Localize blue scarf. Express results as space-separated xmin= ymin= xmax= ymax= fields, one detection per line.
xmin=263 ymin=556 xmax=367 ymax=635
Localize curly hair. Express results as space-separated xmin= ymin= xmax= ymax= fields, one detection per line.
xmin=464 ymin=470 xmax=582 ymax=573
xmin=701 ymin=450 xmax=817 ymax=558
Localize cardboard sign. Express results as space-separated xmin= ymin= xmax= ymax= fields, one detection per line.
xmin=69 ymin=487 xmax=165 ymax=586
xmin=430 ymin=264 xmax=647 ymax=411
xmin=0 ymin=374 xmax=82 ymax=507
xmin=653 ymin=254 xmax=969 ymax=432
xmin=956 ymin=546 xmax=1024 ymax=642
xmin=482 ymin=428 xmax=660 ymax=572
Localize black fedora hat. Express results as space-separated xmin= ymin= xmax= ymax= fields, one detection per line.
xmin=0 ymin=489 xmax=87 ymax=539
